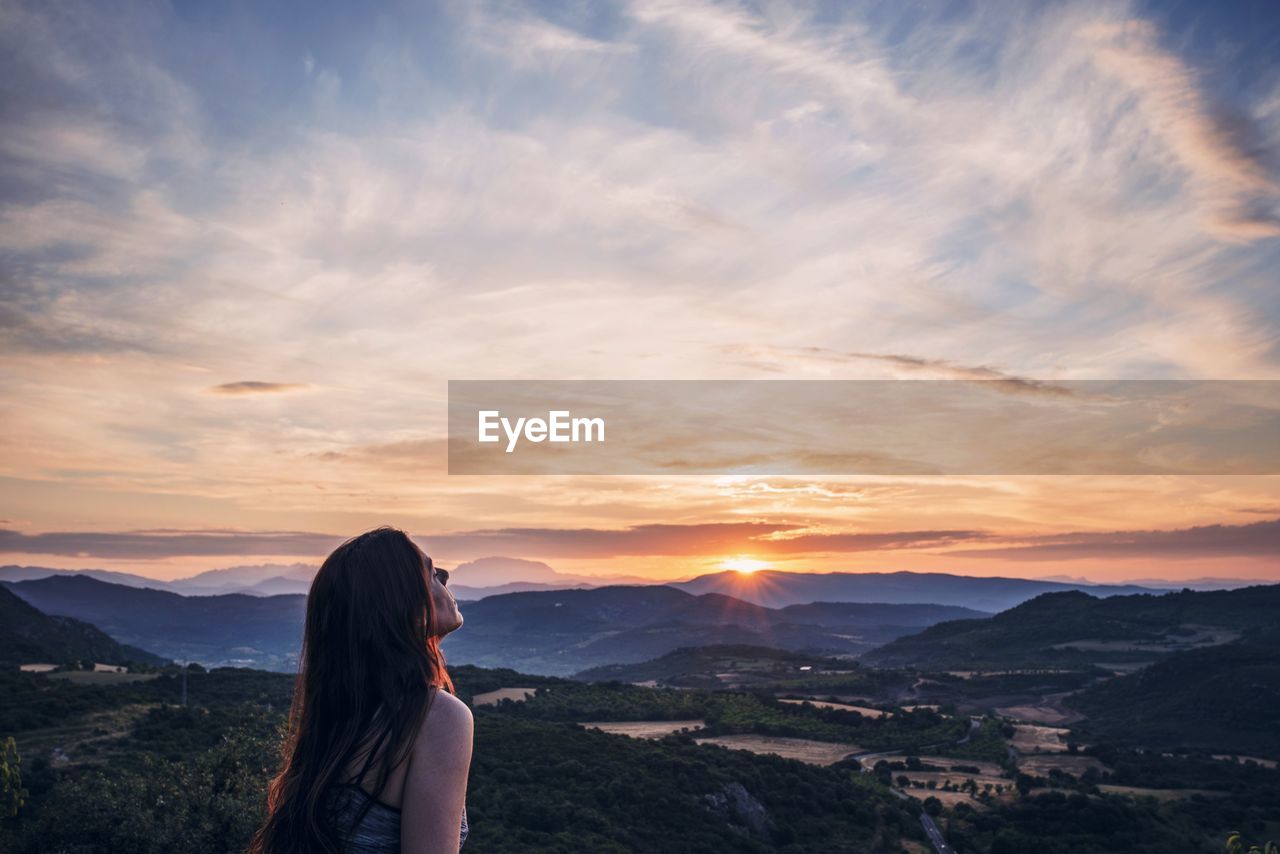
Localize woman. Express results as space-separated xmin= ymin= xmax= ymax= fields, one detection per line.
xmin=249 ymin=527 xmax=472 ymax=854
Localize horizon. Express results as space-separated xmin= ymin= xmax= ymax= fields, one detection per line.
xmin=5 ymin=556 xmax=1277 ymax=590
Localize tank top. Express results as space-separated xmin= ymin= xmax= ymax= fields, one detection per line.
xmin=325 ymin=783 xmax=469 ymax=852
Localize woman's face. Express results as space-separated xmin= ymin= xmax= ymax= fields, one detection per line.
xmin=422 ymin=552 xmax=463 ymax=637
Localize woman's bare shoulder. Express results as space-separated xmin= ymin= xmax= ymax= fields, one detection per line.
xmin=412 ymin=689 xmax=473 ymax=762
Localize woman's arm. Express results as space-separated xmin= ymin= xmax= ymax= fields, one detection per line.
xmin=401 ymin=690 xmax=474 ymax=854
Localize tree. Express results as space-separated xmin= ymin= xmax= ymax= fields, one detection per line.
xmin=1 ymin=737 xmax=26 ymax=818
xmin=923 ymin=796 xmax=942 ymax=817
xmin=1227 ymin=832 xmax=1280 ymax=854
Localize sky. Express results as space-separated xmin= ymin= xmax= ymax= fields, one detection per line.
xmin=1 ymin=0 xmax=1279 ymax=584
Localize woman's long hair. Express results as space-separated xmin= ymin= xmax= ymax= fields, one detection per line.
xmin=249 ymin=527 xmax=454 ymax=854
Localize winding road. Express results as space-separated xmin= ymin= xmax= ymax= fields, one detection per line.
xmin=850 ymin=717 xmax=981 ymax=853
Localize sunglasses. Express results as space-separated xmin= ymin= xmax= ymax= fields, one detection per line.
xmin=424 ymin=556 xmax=449 ymax=587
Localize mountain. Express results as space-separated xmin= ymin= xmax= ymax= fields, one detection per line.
xmin=861 ymin=584 xmax=1280 ymax=670
xmin=0 ymin=563 xmax=316 ymax=597
xmin=672 ymin=569 xmax=1160 ymax=611
xmin=1116 ymin=576 xmax=1276 ymax=591
xmin=3 ymin=576 xmax=986 ymax=674
xmin=1066 ymin=626 xmax=1280 ymax=756
xmin=0 ymin=564 xmax=170 ymax=590
xmin=451 ymin=581 xmax=592 ymax=600
xmin=3 ymin=575 xmax=306 ymax=670
xmin=442 ymin=586 xmax=988 ymax=676
xmin=773 ymin=601 xmax=986 ymax=627
xmin=0 ymin=585 xmax=165 ymax=666
xmin=236 ymin=575 xmax=314 ymax=596
xmin=447 ymin=556 xmax=653 ymax=588
xmin=168 ymin=562 xmax=317 ymax=595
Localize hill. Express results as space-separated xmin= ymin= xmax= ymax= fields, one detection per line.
xmin=575 ymin=644 xmax=849 ymax=683
xmin=447 ymin=587 xmax=988 ymax=675
xmin=572 ymin=643 xmax=913 ymax=696
xmin=3 ymin=575 xmax=991 ymax=674
xmin=0 ymin=586 xmax=165 ymax=667
xmin=1066 ymin=627 xmax=1280 ymax=756
xmin=3 ymin=576 xmax=306 ymax=669
xmin=862 ymin=585 xmax=1280 ymax=670
xmin=672 ymin=569 xmax=1160 ymax=611
xmin=0 ymin=564 xmax=168 ymax=589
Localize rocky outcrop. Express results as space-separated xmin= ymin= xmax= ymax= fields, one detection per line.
xmin=702 ymin=781 xmax=771 ymax=837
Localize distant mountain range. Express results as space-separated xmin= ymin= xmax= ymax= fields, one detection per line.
xmin=0 ymin=556 xmax=651 ymax=599
xmin=0 ymin=585 xmax=165 ymax=667
xmin=444 ymin=586 xmax=988 ymax=675
xmin=672 ymin=570 xmax=1165 ymax=611
xmin=3 ymin=562 xmax=1270 ymax=606
xmin=3 ymin=576 xmax=306 ymax=669
xmin=862 ymin=584 xmax=1280 ymax=669
xmin=2 ymin=575 xmax=985 ymax=674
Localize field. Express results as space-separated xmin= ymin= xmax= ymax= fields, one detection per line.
xmin=897 ymin=770 xmax=1009 ymax=791
xmin=1010 ymin=724 xmax=1071 ymax=753
xmin=778 ymin=697 xmax=890 ymax=717
xmin=693 ymin=734 xmax=862 ymax=766
xmin=580 ymin=720 xmax=706 ymax=738
xmin=472 ymin=686 xmax=536 ymax=706
xmin=1018 ymin=754 xmax=1106 ymax=777
xmin=901 ymin=788 xmax=999 ymax=808
xmin=878 ymin=755 xmax=1005 ymax=777
xmin=993 ymin=694 xmax=1083 ymax=725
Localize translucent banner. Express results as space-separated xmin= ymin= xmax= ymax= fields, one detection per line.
xmin=447 ymin=380 xmax=1280 ymax=475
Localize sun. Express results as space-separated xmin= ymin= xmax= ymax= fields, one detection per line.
xmin=720 ymin=557 xmax=771 ymax=574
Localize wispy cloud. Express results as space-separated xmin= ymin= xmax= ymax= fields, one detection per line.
xmin=955 ymin=517 xmax=1280 ymax=561
xmin=0 ymin=528 xmax=345 ymax=559
xmin=1083 ymin=18 xmax=1279 ymax=242
xmin=209 ymin=381 xmax=309 ymax=395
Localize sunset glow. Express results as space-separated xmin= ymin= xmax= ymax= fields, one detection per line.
xmin=721 ymin=558 xmax=771 ymax=575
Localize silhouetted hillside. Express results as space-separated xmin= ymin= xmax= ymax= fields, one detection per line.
xmin=449 ymin=587 xmax=990 ymax=675
xmin=1067 ymin=626 xmax=1280 ymax=756
xmin=3 ymin=575 xmax=305 ymax=669
xmin=2 ymin=577 xmax=984 ymax=674
xmin=0 ymin=586 xmax=165 ymax=666
xmin=862 ymin=585 xmax=1280 ymax=669
xmin=673 ymin=569 xmax=1160 ymax=611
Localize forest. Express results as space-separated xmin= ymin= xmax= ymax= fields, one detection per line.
xmin=3 ymin=662 xmax=1279 ymax=852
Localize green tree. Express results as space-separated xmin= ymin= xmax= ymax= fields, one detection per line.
xmin=1227 ymin=832 xmax=1279 ymax=854
xmin=1 ymin=737 xmax=26 ymax=818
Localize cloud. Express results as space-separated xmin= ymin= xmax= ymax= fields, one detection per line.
xmin=0 ymin=521 xmax=982 ymax=561
xmin=209 ymin=381 xmax=309 ymax=395
xmin=409 ymin=523 xmax=986 ymax=559
xmin=954 ymin=517 xmax=1280 ymax=561
xmin=721 ymin=345 xmax=1080 ymax=398
xmin=2 ymin=516 xmax=1275 ymax=566
xmin=0 ymin=528 xmax=346 ymax=559
xmin=1083 ymin=18 xmax=1280 ymax=242
xmin=1 ymin=0 xmax=1279 ymax=548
